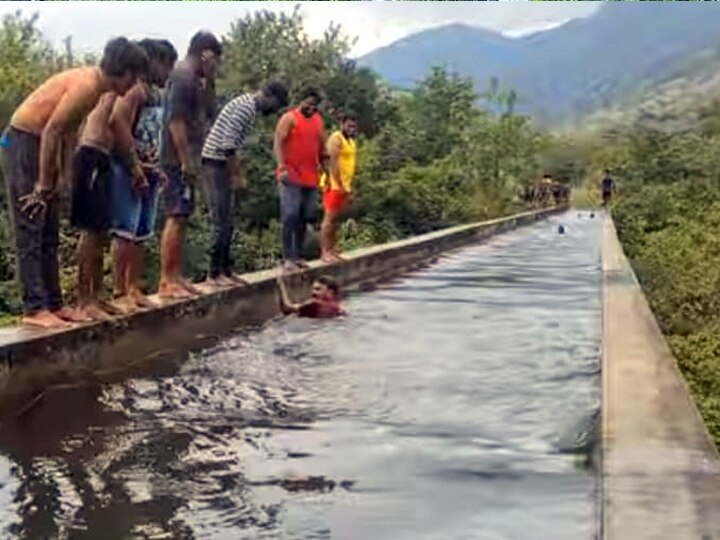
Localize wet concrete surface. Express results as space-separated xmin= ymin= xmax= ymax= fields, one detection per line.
xmin=0 ymin=212 xmax=601 ymax=539
xmin=601 ymin=216 xmax=720 ymax=540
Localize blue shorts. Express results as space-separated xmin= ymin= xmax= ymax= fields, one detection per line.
xmin=163 ymin=165 xmax=195 ymax=218
xmin=109 ymin=157 xmax=161 ymax=242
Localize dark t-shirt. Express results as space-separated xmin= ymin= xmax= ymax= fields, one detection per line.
xmin=602 ymin=175 xmax=615 ymax=194
xmin=160 ymin=60 xmax=213 ymax=168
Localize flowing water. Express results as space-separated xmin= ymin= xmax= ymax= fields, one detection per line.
xmin=0 ymin=211 xmax=602 ymax=540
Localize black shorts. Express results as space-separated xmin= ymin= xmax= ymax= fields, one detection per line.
xmin=70 ymin=145 xmax=111 ymax=232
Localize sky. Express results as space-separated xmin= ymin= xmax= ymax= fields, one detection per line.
xmin=0 ymin=1 xmax=600 ymax=58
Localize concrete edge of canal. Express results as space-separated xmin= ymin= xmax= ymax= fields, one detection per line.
xmin=0 ymin=207 xmax=563 ymax=413
xmin=601 ymin=214 xmax=720 ymax=540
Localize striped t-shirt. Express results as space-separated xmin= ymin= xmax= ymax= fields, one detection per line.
xmin=201 ymin=93 xmax=258 ymax=161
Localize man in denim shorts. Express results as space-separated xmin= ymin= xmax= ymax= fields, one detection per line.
xmin=109 ymin=39 xmax=178 ymax=312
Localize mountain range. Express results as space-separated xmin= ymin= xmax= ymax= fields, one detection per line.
xmin=358 ymin=2 xmax=720 ymax=127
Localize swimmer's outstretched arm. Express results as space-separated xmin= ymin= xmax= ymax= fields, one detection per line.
xmin=276 ymin=275 xmax=301 ymax=314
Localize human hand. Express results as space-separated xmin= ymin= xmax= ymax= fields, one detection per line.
xmin=229 ymin=158 xmax=247 ymax=191
xmin=131 ymin=165 xmax=149 ymax=194
xmin=181 ymin=161 xmax=200 ymax=186
xmin=158 ymin=169 xmax=169 ymax=189
xmin=18 ymin=186 xmax=53 ymax=220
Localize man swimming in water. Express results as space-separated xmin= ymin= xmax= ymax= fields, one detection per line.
xmin=277 ymin=274 xmax=345 ymax=318
xmin=1 ymin=37 xmax=148 ymax=328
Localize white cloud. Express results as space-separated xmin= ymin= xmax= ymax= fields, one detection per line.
xmin=0 ymin=1 xmax=599 ymax=58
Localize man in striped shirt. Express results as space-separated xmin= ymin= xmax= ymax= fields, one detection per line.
xmin=200 ymin=81 xmax=289 ymax=287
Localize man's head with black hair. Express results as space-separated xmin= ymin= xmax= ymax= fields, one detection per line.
xmin=100 ymin=37 xmax=149 ymax=95
xmin=187 ymin=31 xmax=222 ymax=80
xmin=296 ymin=84 xmax=323 ymax=118
xmin=339 ymin=111 xmax=358 ymax=139
xmin=257 ymin=80 xmax=289 ymax=116
xmin=137 ymin=38 xmax=178 ymax=86
xmin=313 ymin=275 xmax=340 ymax=301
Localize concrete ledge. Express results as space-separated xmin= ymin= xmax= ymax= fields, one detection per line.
xmin=601 ymin=216 xmax=720 ymax=540
xmin=0 ymin=208 xmax=562 ymax=380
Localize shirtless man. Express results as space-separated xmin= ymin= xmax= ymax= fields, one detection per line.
xmin=109 ymin=39 xmax=178 ymax=313
xmin=0 ymin=38 xmax=148 ymax=328
xmin=69 ymin=92 xmax=120 ymax=321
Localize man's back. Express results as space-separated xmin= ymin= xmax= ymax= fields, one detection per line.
xmin=79 ymin=92 xmax=118 ymax=152
xmin=160 ymin=60 xmax=204 ymax=167
xmin=201 ymin=93 xmax=257 ymax=161
xmin=11 ymin=67 xmax=102 ymax=135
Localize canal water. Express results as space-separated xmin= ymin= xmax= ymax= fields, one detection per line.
xmin=0 ymin=212 xmax=602 ymax=540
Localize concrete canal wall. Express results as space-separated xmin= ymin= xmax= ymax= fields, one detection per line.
xmin=601 ymin=215 xmax=720 ymax=540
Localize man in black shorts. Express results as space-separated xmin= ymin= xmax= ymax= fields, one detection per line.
xmin=70 ymin=92 xmax=123 ymax=321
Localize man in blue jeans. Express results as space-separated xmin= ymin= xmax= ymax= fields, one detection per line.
xmin=200 ymin=81 xmax=289 ymax=289
xmin=273 ymin=86 xmax=328 ymax=272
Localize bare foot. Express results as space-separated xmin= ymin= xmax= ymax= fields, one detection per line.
xmin=330 ymin=251 xmax=346 ymax=262
xmin=281 ymin=260 xmax=300 ymax=274
xmin=21 ymin=310 xmax=72 ymax=329
xmin=98 ymin=300 xmax=124 ymax=316
xmin=84 ymin=303 xmax=115 ymax=322
xmin=112 ymin=295 xmax=139 ymax=315
xmin=158 ymin=282 xmax=193 ymax=301
xmin=321 ymin=253 xmax=339 ymax=264
xmin=55 ymin=306 xmax=94 ymax=323
xmin=129 ymin=288 xmax=158 ymax=309
xmin=227 ymin=273 xmax=248 ymax=286
xmin=178 ymin=277 xmax=202 ymax=296
xmin=198 ymin=277 xmax=224 ymax=293
xmin=217 ymin=275 xmax=238 ymax=287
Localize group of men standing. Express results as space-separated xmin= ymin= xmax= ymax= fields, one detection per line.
xmin=0 ymin=30 xmax=358 ymax=329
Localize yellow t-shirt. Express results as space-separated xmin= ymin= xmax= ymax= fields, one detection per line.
xmin=320 ymin=131 xmax=357 ymax=192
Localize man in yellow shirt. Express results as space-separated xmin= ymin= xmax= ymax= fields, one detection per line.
xmin=320 ymin=113 xmax=357 ymax=263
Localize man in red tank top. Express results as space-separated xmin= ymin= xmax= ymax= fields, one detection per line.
xmin=273 ymin=86 xmax=328 ymax=272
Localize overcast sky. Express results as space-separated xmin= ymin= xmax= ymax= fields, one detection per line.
xmin=0 ymin=1 xmax=599 ymax=57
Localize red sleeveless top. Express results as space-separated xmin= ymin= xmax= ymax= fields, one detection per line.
xmin=276 ymin=108 xmax=323 ymax=188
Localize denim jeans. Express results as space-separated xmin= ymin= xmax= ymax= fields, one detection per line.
xmin=1 ymin=127 xmax=62 ymax=314
xmin=202 ymin=159 xmax=234 ymax=278
xmin=278 ymin=179 xmax=317 ymax=261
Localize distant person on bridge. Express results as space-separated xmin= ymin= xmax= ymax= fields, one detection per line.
xmin=319 ymin=112 xmax=358 ymax=263
xmin=159 ymin=31 xmax=222 ymax=300
xmin=277 ymin=274 xmax=345 ymax=318
xmin=273 ymin=85 xmax=328 ymax=273
xmin=109 ymin=39 xmax=178 ymax=314
xmin=600 ymin=169 xmax=617 ymax=207
xmin=201 ymin=81 xmax=290 ymax=289
xmin=0 ymin=38 xmax=148 ymax=329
